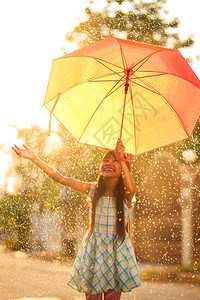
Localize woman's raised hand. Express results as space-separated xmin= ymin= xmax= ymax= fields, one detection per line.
xmin=114 ymin=139 xmax=132 ymax=162
xmin=12 ymin=144 xmax=36 ymax=161
xmin=114 ymin=139 xmax=125 ymax=158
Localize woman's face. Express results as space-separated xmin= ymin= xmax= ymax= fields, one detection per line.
xmin=100 ymin=151 xmax=122 ymax=179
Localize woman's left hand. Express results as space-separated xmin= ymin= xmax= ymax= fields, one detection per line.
xmin=114 ymin=139 xmax=125 ymax=159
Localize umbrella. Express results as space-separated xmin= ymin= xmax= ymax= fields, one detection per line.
xmin=44 ymin=36 xmax=200 ymax=157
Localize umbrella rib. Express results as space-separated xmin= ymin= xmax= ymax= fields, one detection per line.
xmin=115 ymin=38 xmax=128 ymax=70
xmin=105 ymin=81 xmax=125 ymax=97
xmin=130 ymin=49 xmax=174 ymax=72
xmin=69 ymin=70 xmax=124 ymax=93
xmin=129 ymin=78 xmax=160 ymax=95
xmin=88 ymin=71 xmax=125 ymax=83
xmin=95 ymin=59 xmax=124 ymax=79
xmin=129 ymin=73 xmax=168 ymax=94
xmin=131 ymin=69 xmax=200 ymax=92
xmin=141 ymin=70 xmax=200 ymax=89
xmin=56 ymin=53 xmax=124 ymax=71
xmin=89 ymin=79 xmax=123 ymax=82
xmin=132 ymin=54 xmax=152 ymax=73
xmin=131 ymin=72 xmax=167 ymax=80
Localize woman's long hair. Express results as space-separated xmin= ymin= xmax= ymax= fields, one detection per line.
xmin=88 ymin=151 xmax=131 ymax=244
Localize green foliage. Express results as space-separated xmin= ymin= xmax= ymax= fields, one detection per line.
xmin=65 ymin=0 xmax=193 ymax=49
xmin=0 ymin=193 xmax=31 ymax=251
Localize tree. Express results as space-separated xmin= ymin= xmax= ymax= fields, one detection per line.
xmin=0 ymin=193 xmax=31 ymax=251
xmin=65 ymin=0 xmax=194 ymax=50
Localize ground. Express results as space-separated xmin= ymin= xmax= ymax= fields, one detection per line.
xmin=0 ymin=248 xmax=200 ymax=300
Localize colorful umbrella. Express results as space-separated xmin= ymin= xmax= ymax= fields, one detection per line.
xmin=44 ymin=36 xmax=200 ymax=157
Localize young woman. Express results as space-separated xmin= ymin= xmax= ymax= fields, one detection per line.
xmin=12 ymin=140 xmax=141 ymax=299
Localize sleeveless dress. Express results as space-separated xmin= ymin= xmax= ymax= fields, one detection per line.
xmin=67 ymin=184 xmax=141 ymax=294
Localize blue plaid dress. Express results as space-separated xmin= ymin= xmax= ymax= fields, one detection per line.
xmin=67 ymin=184 xmax=141 ymax=294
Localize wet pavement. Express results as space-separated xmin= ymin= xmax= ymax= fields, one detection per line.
xmin=0 ymin=248 xmax=200 ymax=300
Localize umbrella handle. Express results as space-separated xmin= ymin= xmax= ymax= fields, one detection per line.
xmin=117 ymin=152 xmax=132 ymax=161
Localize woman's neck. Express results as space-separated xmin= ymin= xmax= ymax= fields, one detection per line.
xmin=102 ymin=177 xmax=118 ymax=197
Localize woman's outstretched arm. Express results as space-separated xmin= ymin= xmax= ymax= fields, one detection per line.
xmin=12 ymin=144 xmax=91 ymax=195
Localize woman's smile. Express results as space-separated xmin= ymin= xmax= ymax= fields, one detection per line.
xmin=103 ymin=165 xmax=115 ymax=172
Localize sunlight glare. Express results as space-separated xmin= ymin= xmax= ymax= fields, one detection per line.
xmin=44 ymin=133 xmax=63 ymax=154
xmin=6 ymin=176 xmax=15 ymax=194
